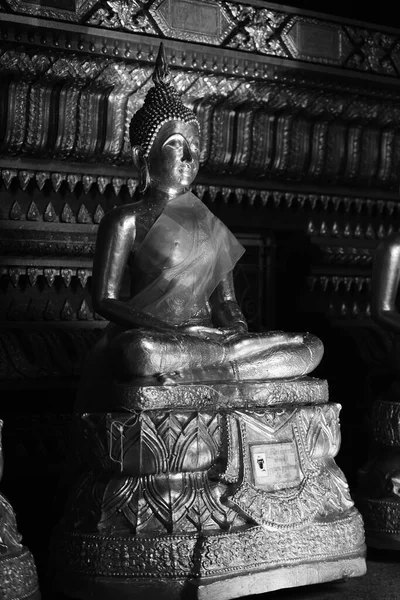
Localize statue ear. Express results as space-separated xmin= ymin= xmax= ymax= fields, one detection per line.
xmin=132 ymin=145 xmax=146 ymax=170
xmin=132 ymin=145 xmax=150 ymax=193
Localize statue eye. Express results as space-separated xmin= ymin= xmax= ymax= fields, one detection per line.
xmin=164 ymin=136 xmax=183 ymax=149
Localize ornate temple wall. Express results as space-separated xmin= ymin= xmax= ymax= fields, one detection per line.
xmin=0 ymin=0 xmax=400 ymax=587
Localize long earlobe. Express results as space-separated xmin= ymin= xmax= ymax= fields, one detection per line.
xmin=132 ymin=145 xmax=145 ymax=169
xmin=132 ymin=146 xmax=149 ymax=193
xmin=138 ymin=162 xmax=150 ymax=193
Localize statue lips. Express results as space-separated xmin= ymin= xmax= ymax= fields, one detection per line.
xmin=178 ymin=164 xmax=195 ymax=184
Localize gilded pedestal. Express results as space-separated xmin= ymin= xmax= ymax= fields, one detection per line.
xmin=357 ymin=395 xmax=400 ymax=550
xmin=51 ymin=377 xmax=366 ymax=599
xmin=0 ymin=421 xmax=40 ymax=600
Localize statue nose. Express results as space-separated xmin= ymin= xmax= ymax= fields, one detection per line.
xmin=182 ymin=144 xmax=193 ymax=162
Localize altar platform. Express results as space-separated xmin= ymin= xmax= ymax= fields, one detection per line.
xmin=48 ymin=549 xmax=397 ymax=600
xmin=49 ymin=376 xmax=366 ymax=599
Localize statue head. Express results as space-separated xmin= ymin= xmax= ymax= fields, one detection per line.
xmin=130 ymin=43 xmax=200 ymax=194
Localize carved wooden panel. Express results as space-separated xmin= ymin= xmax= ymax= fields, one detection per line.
xmin=2 ymin=1 xmax=400 ymax=78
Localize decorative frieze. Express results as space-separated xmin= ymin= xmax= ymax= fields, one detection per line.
xmin=313 ymin=244 xmax=374 ymax=267
xmin=307 ymin=219 xmax=394 ymax=241
xmin=308 ymin=275 xmax=372 ymax=294
xmin=5 ymin=199 xmax=106 ymax=224
xmin=112 ymin=377 xmax=329 ymax=412
xmin=2 ymin=294 xmax=99 ymax=323
xmin=1 ymin=168 xmax=399 ymax=224
xmin=0 ymin=43 xmax=400 ymax=188
xmin=307 ymin=275 xmax=372 ymax=319
xmin=0 ymin=166 xmax=138 ymax=198
xmin=3 ymin=1 xmax=400 ymax=79
xmin=0 ymin=266 xmax=93 ymax=289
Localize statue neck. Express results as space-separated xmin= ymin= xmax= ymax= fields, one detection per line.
xmin=144 ymin=185 xmax=191 ymax=206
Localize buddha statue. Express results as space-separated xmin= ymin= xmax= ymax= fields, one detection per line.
xmin=52 ymin=44 xmax=366 ymax=599
xmin=82 ymin=43 xmax=323 ymax=395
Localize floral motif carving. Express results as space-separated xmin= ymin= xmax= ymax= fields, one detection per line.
xmin=4 ymin=0 xmax=99 ymax=21
xmin=114 ymin=378 xmax=329 ymax=411
xmin=88 ymin=1 xmax=155 ymax=34
xmin=226 ymin=4 xmax=289 ymax=56
xmin=66 ymin=458 xmax=243 ymax=534
xmin=53 ymin=510 xmax=365 ymax=579
xmin=81 ymin=412 xmax=222 ymax=476
xmin=345 ymin=28 xmax=397 ymax=74
xmin=301 ymin=404 xmax=341 ymax=459
xmin=57 ymin=398 xmax=360 ymax=539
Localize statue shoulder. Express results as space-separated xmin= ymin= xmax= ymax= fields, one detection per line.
xmin=99 ymin=202 xmax=140 ymax=233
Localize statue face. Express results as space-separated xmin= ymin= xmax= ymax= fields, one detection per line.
xmin=147 ymin=120 xmax=200 ymax=196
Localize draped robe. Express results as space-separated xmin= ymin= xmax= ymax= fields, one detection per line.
xmin=129 ymin=192 xmax=245 ymax=326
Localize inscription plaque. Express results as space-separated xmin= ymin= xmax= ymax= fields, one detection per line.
xmin=250 ymin=441 xmax=302 ymax=491
xmin=151 ymin=0 xmax=234 ymax=45
xmin=284 ymin=20 xmax=343 ymax=63
xmin=171 ymin=1 xmax=219 ymax=35
xmin=5 ymin=0 xmax=96 ymax=19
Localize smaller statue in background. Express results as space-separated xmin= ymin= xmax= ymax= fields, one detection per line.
xmin=0 ymin=425 xmax=23 ymax=556
xmin=0 ymin=420 xmax=40 ymax=599
xmin=372 ymin=232 xmax=400 ymax=338
xmin=357 ymin=233 xmax=400 ymax=549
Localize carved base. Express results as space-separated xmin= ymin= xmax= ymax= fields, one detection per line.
xmin=52 ymin=512 xmax=366 ymax=600
xmin=0 ymin=547 xmax=41 ymax=600
xmin=51 ymin=378 xmax=366 ymax=597
xmin=53 ymin=555 xmax=365 ymax=600
xmin=111 ymin=376 xmax=329 ymax=411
